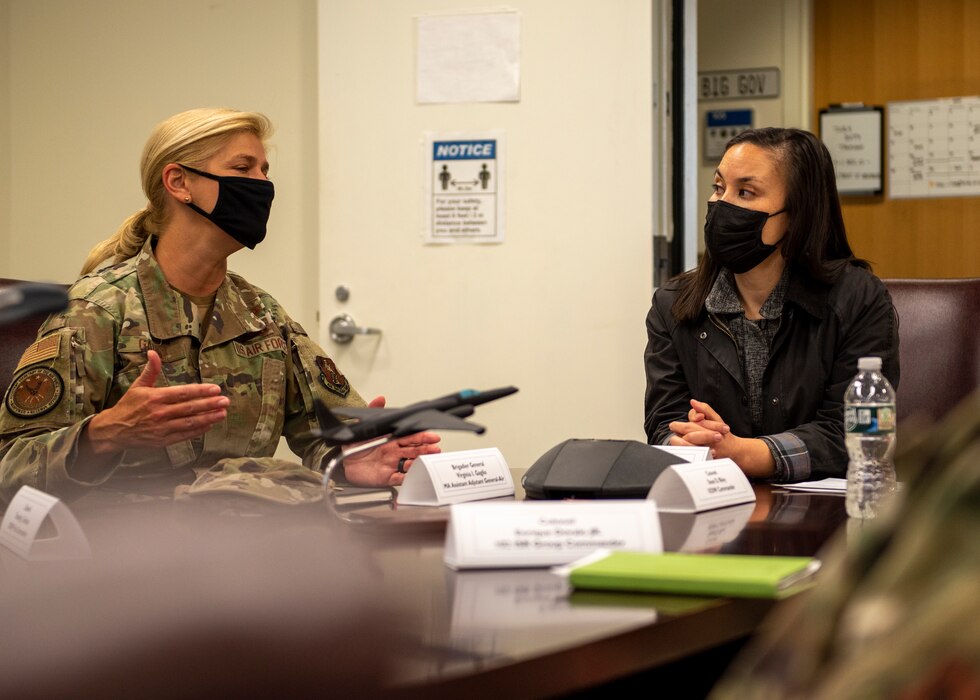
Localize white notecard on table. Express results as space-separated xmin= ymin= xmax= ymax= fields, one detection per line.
xmin=0 ymin=485 xmax=90 ymax=560
xmin=397 ymin=447 xmax=514 ymax=506
xmin=648 ymin=458 xmax=755 ymax=513
xmin=444 ymin=500 xmax=662 ymax=569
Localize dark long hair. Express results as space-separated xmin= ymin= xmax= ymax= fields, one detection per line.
xmin=671 ymin=127 xmax=868 ymax=322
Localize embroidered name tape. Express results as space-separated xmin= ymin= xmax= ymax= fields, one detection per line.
xmin=233 ymin=337 xmax=287 ymax=358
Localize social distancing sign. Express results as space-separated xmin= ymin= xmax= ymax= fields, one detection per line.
xmin=424 ymin=132 xmax=504 ymax=243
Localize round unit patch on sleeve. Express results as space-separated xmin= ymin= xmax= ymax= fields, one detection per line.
xmin=6 ymin=367 xmax=64 ymax=418
xmin=315 ymin=356 xmax=350 ymax=398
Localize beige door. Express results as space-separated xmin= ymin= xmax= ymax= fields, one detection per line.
xmin=316 ymin=1 xmax=662 ymax=470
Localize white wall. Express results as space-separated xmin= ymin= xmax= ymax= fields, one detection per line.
xmin=2 ymin=0 xmax=321 ymax=330
xmin=0 ymin=0 xmax=11 ymax=268
xmin=696 ymin=0 xmax=812 ymax=251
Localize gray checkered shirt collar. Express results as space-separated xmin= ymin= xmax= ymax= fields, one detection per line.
xmin=705 ymin=267 xmax=790 ymax=318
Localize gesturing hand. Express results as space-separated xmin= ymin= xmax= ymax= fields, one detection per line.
xmin=341 ymin=395 xmax=442 ymax=487
xmin=85 ymin=350 xmax=230 ymax=455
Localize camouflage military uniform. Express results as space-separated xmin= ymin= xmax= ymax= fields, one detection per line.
xmin=0 ymin=237 xmax=364 ymax=503
xmin=709 ymin=392 xmax=980 ymax=699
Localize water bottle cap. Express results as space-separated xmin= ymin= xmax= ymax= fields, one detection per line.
xmin=857 ymin=356 xmax=882 ymax=371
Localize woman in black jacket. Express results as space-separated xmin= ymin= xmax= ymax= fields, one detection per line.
xmin=644 ymin=127 xmax=898 ymax=481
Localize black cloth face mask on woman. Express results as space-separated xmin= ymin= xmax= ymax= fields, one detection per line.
xmin=181 ymin=165 xmax=275 ymax=249
xmin=704 ymin=200 xmax=786 ymax=274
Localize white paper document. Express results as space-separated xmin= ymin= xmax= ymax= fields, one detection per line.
xmin=416 ymin=12 xmax=521 ymax=104
xmin=781 ymin=478 xmax=847 ymax=493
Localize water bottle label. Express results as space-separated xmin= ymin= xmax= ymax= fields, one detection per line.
xmin=845 ymin=405 xmax=896 ymax=434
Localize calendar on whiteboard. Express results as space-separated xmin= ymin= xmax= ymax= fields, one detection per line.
xmin=888 ymin=96 xmax=980 ymax=199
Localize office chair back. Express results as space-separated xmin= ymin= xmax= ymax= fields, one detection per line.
xmin=0 ymin=278 xmax=65 ymax=396
xmin=884 ymin=277 xmax=980 ymax=426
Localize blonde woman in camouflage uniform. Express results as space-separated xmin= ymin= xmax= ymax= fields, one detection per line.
xmin=0 ymin=108 xmax=439 ymax=503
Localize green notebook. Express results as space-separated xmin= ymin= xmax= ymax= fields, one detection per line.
xmin=565 ymin=550 xmax=821 ymax=599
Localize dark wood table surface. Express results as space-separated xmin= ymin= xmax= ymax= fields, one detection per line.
xmin=0 ymin=479 xmax=848 ymax=699
xmin=335 ymin=481 xmax=848 ymax=698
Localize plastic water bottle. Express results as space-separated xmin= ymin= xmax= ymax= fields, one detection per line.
xmin=844 ymin=356 xmax=897 ymax=519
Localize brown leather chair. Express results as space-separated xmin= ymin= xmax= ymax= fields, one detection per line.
xmin=884 ymin=278 xmax=980 ymax=426
xmin=0 ymin=278 xmax=69 ymax=395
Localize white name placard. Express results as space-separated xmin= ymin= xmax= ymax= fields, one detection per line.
xmin=0 ymin=485 xmax=90 ymax=560
xmin=648 ymin=458 xmax=755 ymax=513
xmin=656 ymin=445 xmax=711 ymax=463
xmin=398 ymin=447 xmax=514 ymax=506
xmin=444 ymin=500 xmax=662 ymax=569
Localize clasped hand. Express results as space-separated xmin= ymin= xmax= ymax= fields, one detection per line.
xmin=668 ymin=398 xmax=731 ymax=452
xmin=668 ymin=399 xmax=775 ymax=478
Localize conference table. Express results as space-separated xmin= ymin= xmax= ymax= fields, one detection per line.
xmin=331 ymin=474 xmax=848 ymax=697
xmin=0 ymin=473 xmax=849 ymax=699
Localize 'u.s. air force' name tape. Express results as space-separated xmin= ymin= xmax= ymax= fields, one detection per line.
xmin=433 ymin=140 xmax=496 ymax=160
xmin=233 ymin=337 xmax=287 ymax=358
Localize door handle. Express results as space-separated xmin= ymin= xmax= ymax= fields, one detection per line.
xmin=329 ymin=313 xmax=381 ymax=344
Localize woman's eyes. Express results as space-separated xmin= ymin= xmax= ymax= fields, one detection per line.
xmin=713 ymin=183 xmax=755 ymax=198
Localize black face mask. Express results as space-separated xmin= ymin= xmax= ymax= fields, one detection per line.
xmin=181 ymin=165 xmax=275 ymax=249
xmin=704 ymin=200 xmax=786 ymax=274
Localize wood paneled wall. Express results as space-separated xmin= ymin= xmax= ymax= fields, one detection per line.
xmin=813 ymin=0 xmax=980 ymax=278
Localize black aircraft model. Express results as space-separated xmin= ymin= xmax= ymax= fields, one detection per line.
xmin=313 ymin=386 xmax=518 ymax=445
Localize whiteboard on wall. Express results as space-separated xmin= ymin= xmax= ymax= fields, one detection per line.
xmin=888 ymin=96 xmax=980 ymax=199
xmin=819 ymin=107 xmax=883 ymax=195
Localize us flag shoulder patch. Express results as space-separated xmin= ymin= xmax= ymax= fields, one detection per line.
xmin=15 ymin=334 xmax=61 ymax=373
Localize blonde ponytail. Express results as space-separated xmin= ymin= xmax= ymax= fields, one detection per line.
xmin=81 ymin=108 xmax=272 ymax=276
xmin=80 ymin=208 xmax=157 ymax=275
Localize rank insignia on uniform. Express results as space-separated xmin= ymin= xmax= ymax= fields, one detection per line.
xmin=6 ymin=367 xmax=64 ymax=418
xmin=316 ymin=356 xmax=350 ymax=398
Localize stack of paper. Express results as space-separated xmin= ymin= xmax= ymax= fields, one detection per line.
xmin=780 ymin=478 xmax=847 ymax=493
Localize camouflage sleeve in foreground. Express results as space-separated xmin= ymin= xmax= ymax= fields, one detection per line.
xmin=709 ymin=392 xmax=980 ymax=699
xmin=279 ymin=318 xmax=365 ymax=472
xmin=0 ymin=293 xmax=123 ymax=503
